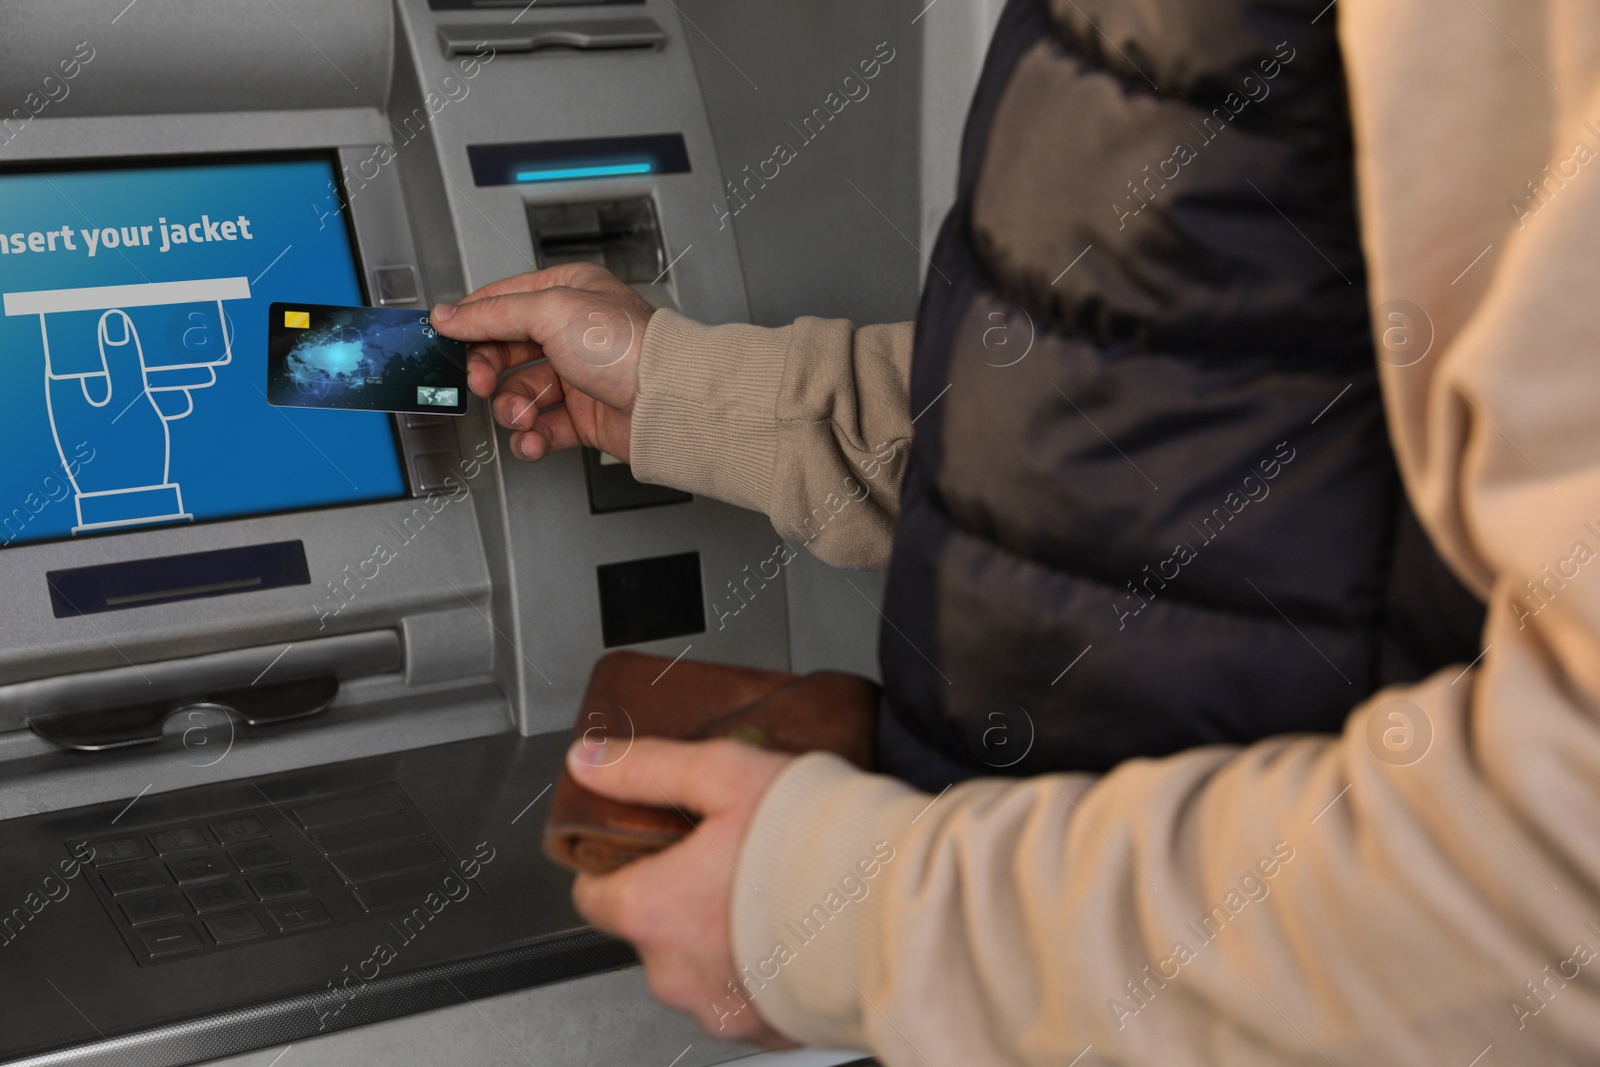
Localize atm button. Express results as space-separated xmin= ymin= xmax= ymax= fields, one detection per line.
xmin=230 ymin=844 xmax=289 ymax=872
xmin=167 ymin=853 xmax=227 ymax=883
xmin=211 ymin=817 xmax=270 ymax=846
xmin=351 ymin=872 xmax=446 ymax=912
xmin=121 ymin=893 xmax=182 ymax=926
xmin=372 ymin=265 xmax=420 ymax=306
xmin=149 ymin=827 xmax=208 ymax=855
xmin=412 ymin=452 xmax=457 ymax=492
xmin=86 ymin=837 xmax=146 ymax=866
xmin=332 ymin=842 xmax=445 ymax=885
xmin=249 ymin=872 xmax=309 ymax=901
xmin=312 ymin=815 xmax=426 ymax=856
xmin=185 ymin=881 xmax=247 ymax=915
xmin=294 ymin=793 xmax=403 ymax=830
xmin=267 ymin=898 xmax=330 ymax=932
xmin=205 ymin=911 xmax=268 ymax=944
xmin=103 ymin=864 xmax=165 ymax=896
xmin=139 ymin=923 xmax=204 ymax=957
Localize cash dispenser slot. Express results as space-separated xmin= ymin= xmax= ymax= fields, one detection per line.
xmin=436 ymin=18 xmax=665 ymax=57
xmin=0 ymin=630 xmax=400 ymax=739
xmin=28 ymin=676 xmax=339 ymax=752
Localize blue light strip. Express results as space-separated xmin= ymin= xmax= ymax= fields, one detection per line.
xmin=514 ymin=161 xmax=654 ymax=183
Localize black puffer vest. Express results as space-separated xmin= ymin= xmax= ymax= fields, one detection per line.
xmin=877 ymin=0 xmax=1484 ymax=790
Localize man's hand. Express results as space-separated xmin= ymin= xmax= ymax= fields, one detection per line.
xmin=431 ymin=263 xmax=654 ymax=463
xmin=566 ymin=736 xmax=797 ymax=1046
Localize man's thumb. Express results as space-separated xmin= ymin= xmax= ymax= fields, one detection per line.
xmin=568 ymin=736 xmax=722 ymax=814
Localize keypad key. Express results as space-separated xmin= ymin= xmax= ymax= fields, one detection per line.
xmin=167 ymin=853 xmax=227 ymax=884
xmin=352 ymin=871 xmax=449 ymax=912
xmin=249 ymin=871 xmax=308 ymax=902
xmin=332 ymin=842 xmax=445 ymax=885
xmin=185 ymin=881 xmax=247 ymax=915
xmin=205 ymin=911 xmax=267 ymax=944
xmin=294 ymin=793 xmax=403 ymax=831
xmin=230 ymin=844 xmax=289 ymax=872
xmin=211 ymin=816 xmax=269 ymax=846
xmin=312 ymin=816 xmax=426 ymax=856
xmin=85 ymin=837 xmax=145 ymax=866
xmin=103 ymin=864 xmax=164 ymax=896
xmin=267 ymin=898 xmax=330 ymax=932
xmin=139 ymin=923 xmax=204 ymax=957
xmin=120 ymin=893 xmax=182 ymax=926
xmin=149 ymin=827 xmax=207 ymax=855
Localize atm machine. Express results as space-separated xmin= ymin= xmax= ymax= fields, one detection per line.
xmin=0 ymin=2 xmax=918 ymax=1064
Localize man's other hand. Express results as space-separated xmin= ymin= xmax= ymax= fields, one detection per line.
xmin=431 ymin=263 xmax=653 ymax=462
xmin=566 ymin=736 xmax=797 ymax=1047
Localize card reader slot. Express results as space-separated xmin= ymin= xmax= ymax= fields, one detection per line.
xmin=528 ymin=198 xmax=665 ymax=283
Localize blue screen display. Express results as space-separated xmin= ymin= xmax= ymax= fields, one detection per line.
xmin=0 ymin=156 xmax=407 ymax=549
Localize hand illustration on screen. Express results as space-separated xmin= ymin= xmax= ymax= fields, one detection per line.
xmin=3 ymin=277 xmax=251 ymax=534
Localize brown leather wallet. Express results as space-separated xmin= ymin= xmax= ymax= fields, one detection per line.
xmin=542 ymin=650 xmax=880 ymax=875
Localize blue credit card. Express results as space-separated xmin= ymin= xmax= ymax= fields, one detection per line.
xmin=265 ymin=302 xmax=468 ymax=415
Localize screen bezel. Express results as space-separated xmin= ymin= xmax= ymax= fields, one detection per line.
xmin=0 ymin=147 xmax=414 ymax=552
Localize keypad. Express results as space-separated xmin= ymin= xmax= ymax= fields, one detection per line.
xmin=68 ymin=785 xmax=476 ymax=966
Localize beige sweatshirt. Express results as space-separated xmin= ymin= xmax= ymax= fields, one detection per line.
xmin=629 ymin=2 xmax=1600 ymax=1062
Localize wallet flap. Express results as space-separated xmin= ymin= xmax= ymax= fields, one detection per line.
xmin=542 ymin=651 xmax=879 ymax=875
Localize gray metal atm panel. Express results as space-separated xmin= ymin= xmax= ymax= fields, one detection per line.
xmin=0 ymin=4 xmax=912 ymax=1064
xmin=388 ymin=0 xmax=791 ymax=735
xmin=0 ymin=1 xmax=394 ymax=117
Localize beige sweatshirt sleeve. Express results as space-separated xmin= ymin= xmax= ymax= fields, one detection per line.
xmin=729 ymin=4 xmax=1600 ymax=1064
xmin=628 ymin=310 xmax=914 ymax=570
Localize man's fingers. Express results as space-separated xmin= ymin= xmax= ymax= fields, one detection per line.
xmin=567 ymin=736 xmax=780 ymax=814
xmin=494 ymin=364 xmax=563 ymax=430
xmin=465 ymin=340 xmax=544 ymax=397
xmin=508 ymin=407 xmax=582 ymax=461
xmin=457 ymin=263 xmax=616 ymax=305
xmin=571 ymin=868 xmax=634 ymax=937
xmin=432 ymin=288 xmax=582 ymax=345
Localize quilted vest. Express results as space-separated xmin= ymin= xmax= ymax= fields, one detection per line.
xmin=877 ymin=0 xmax=1484 ymax=789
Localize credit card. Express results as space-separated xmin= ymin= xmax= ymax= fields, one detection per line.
xmin=265 ymin=302 xmax=468 ymax=416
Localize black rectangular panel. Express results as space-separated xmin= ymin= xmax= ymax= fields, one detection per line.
xmin=596 ymin=551 xmax=706 ymax=648
xmin=467 ymin=133 xmax=690 ymax=187
xmin=583 ymin=448 xmax=691 ymax=513
xmin=46 ymin=541 xmax=311 ymax=618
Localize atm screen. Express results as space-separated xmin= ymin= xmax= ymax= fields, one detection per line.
xmin=0 ymin=155 xmax=408 ymax=550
